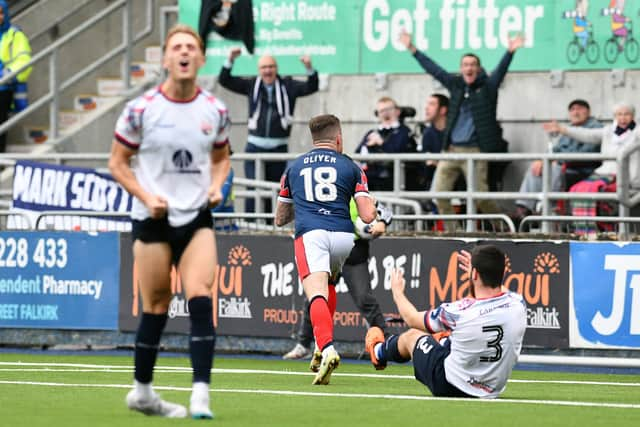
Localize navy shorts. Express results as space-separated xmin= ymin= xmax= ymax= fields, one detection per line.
xmin=412 ymin=335 xmax=473 ymax=398
xmin=131 ymin=209 xmax=213 ymax=265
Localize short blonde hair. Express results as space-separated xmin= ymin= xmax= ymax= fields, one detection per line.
xmin=163 ymin=24 xmax=205 ymax=55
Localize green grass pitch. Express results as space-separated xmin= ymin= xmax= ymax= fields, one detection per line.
xmin=0 ymin=353 xmax=639 ymax=426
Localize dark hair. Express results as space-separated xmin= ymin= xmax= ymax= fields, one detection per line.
xmin=309 ymin=114 xmax=341 ymax=142
xmin=431 ymin=93 xmax=449 ymax=109
xmin=461 ymin=53 xmax=481 ymax=67
xmin=471 ymin=245 xmax=506 ymax=288
xmin=568 ymin=99 xmax=590 ymax=111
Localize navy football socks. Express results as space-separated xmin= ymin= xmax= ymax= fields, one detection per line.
xmin=134 ymin=312 xmax=168 ymax=383
xmin=188 ymin=296 xmax=216 ymax=384
xmin=379 ymin=335 xmax=411 ymax=364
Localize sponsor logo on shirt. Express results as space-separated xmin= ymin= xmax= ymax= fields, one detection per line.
xmin=172 ymin=149 xmax=193 ymax=168
xmin=171 ymin=149 xmax=200 ymax=174
xmin=201 ymin=120 xmax=213 ymax=135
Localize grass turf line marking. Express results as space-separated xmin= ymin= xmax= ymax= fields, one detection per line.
xmin=1 ymin=380 xmax=639 ymax=410
xmin=1 ymin=362 xmax=640 ymax=387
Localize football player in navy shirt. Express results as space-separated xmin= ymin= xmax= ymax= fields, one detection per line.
xmin=276 ymin=114 xmax=377 ymax=385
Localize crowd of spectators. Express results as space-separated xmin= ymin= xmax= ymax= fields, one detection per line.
xmin=6 ymin=11 xmax=638 ymax=234
xmin=213 ymin=34 xmax=639 ymax=233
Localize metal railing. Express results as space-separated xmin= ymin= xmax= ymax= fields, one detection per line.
xmin=0 ymin=210 xmax=32 ymax=229
xmin=0 ymin=149 xmax=638 ymax=237
xmin=159 ymin=5 xmax=179 ymax=46
xmin=33 ymin=210 xmax=130 ymax=230
xmin=520 ymin=215 xmax=640 ymax=240
xmin=232 ymin=150 xmax=638 ymax=212
xmin=28 ymin=0 xmax=94 ymax=42
xmin=393 ymin=214 xmax=516 ymax=233
xmin=0 ymin=0 xmax=155 ymax=141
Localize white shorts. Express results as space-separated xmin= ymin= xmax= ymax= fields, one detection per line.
xmin=294 ymin=230 xmax=354 ymax=282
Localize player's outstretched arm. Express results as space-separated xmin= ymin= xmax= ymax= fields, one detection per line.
xmin=390 ymin=269 xmax=426 ymax=331
xmin=274 ymin=201 xmax=294 ymax=226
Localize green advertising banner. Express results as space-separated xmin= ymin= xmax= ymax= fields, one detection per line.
xmin=180 ymin=0 xmax=640 ymax=76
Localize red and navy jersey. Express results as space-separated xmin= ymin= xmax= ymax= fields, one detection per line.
xmin=278 ymin=148 xmax=370 ymax=237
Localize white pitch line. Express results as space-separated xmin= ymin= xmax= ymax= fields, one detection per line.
xmin=0 ymin=362 xmax=639 ymax=387
xmin=0 ymin=380 xmax=639 ymax=410
xmin=509 ymin=379 xmax=640 ymax=387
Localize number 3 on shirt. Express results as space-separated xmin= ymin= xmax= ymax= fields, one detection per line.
xmin=480 ymin=325 xmax=504 ymax=362
xmin=300 ymin=166 xmax=337 ymax=202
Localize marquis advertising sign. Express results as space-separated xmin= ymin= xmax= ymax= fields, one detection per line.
xmin=119 ymin=235 xmax=569 ymax=348
xmin=180 ymin=0 xmax=639 ymax=75
xmin=119 ymin=234 xmax=305 ymax=336
xmin=0 ymin=231 xmax=120 ymax=330
xmin=10 ymin=160 xmax=132 ymax=231
xmin=570 ymin=242 xmax=640 ymax=349
xmin=367 ymin=239 xmax=570 ymax=348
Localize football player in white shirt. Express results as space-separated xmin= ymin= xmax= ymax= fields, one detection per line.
xmin=365 ymin=245 xmax=526 ymax=398
xmin=109 ymin=24 xmax=231 ymax=419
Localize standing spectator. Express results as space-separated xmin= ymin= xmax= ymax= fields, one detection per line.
xmin=109 ymin=25 xmax=230 ymax=419
xmin=0 ymin=0 xmax=32 ymax=153
xmin=420 ymin=93 xmax=449 ymax=192
xmin=355 ymin=97 xmax=413 ymax=191
xmin=514 ymin=99 xmax=602 ymax=219
xmin=399 ymin=30 xmax=523 ymax=230
xmin=219 ymin=48 xmax=318 ymax=213
xmin=275 ymin=114 xmax=377 ymax=385
xmin=283 ymin=199 xmax=393 ymax=366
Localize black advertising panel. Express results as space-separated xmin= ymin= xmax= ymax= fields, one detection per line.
xmin=119 ymin=235 xmax=569 ymax=348
xmin=363 ymin=238 xmax=569 ymax=348
xmin=119 ymin=234 xmax=304 ymax=336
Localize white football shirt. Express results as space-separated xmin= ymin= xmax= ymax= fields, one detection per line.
xmin=425 ymin=290 xmax=527 ymax=398
xmin=114 ymin=86 xmax=230 ymax=226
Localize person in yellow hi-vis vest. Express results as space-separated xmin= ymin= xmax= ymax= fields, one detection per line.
xmin=0 ymin=0 xmax=32 ymax=152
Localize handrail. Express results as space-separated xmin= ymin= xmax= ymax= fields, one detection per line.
xmin=0 ymin=210 xmax=32 ymax=229
xmin=616 ymin=140 xmax=640 ymax=207
xmin=230 ymin=177 xmax=424 ymax=219
xmin=0 ymin=0 xmax=155 ymax=141
xmin=376 ymin=195 xmax=422 ymax=216
xmin=28 ymin=0 xmax=93 ymax=41
xmin=160 ymin=5 xmax=179 ymax=46
xmin=519 ymin=215 xmax=640 ymax=240
xmin=0 ymin=150 xmax=637 ymax=235
xmin=394 ymin=213 xmax=516 ymax=233
xmin=5 ymin=209 xmax=640 ymax=239
xmin=34 ymin=210 xmax=130 ymax=230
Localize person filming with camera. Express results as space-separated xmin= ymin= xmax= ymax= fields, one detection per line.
xmin=355 ymin=96 xmax=414 ymax=191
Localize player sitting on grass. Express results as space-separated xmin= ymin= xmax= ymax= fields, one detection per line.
xmin=365 ymin=245 xmax=526 ymax=398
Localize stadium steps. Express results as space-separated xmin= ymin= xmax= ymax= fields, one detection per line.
xmin=7 ymin=45 xmax=163 ymax=151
